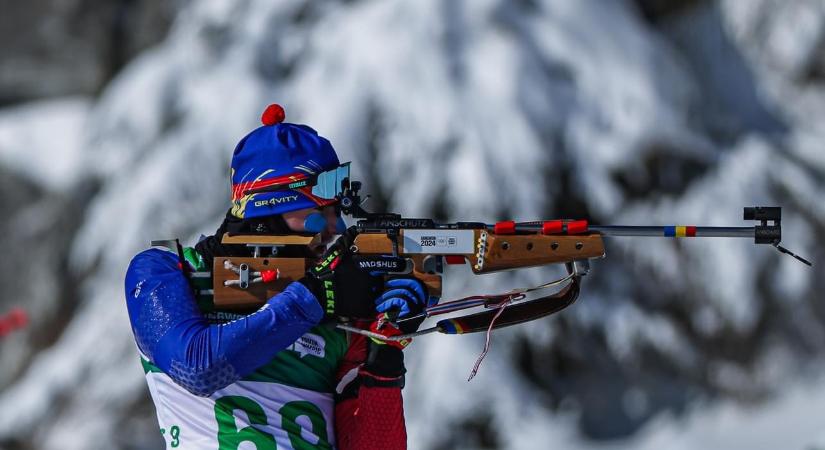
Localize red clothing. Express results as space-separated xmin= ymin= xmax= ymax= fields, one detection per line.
xmin=335 ymin=333 xmax=407 ymax=450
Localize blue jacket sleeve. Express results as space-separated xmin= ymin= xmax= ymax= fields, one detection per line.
xmin=124 ymin=248 xmax=323 ymax=396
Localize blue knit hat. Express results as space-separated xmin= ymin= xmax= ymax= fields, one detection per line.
xmin=230 ymin=104 xmax=341 ymax=219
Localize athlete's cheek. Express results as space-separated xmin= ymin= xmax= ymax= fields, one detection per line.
xmin=322 ymin=207 xmax=345 ymax=234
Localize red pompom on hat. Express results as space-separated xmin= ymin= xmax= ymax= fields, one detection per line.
xmin=261 ymin=103 xmax=286 ymax=126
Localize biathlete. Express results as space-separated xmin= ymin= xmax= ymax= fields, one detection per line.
xmin=124 ymin=104 xmax=429 ymax=449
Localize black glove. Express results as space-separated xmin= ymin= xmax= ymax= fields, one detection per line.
xmin=299 ymin=227 xmax=383 ymax=320
xmin=364 ymin=342 xmax=406 ymax=380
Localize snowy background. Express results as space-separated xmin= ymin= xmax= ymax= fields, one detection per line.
xmin=1 ymin=0 xmax=824 ymax=449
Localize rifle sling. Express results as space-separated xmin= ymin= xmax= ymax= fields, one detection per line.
xmin=436 ymin=277 xmax=580 ymax=335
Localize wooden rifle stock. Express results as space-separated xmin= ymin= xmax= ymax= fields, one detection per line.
xmin=210 ymin=230 xmax=604 ymax=310
xmin=352 ymin=231 xmax=604 ymax=273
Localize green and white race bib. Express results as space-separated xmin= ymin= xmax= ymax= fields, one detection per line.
xmin=142 ymin=325 xmax=348 ymax=450
xmin=146 ymin=374 xmax=335 ymax=450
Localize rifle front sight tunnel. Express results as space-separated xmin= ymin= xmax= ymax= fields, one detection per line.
xmin=745 ymin=206 xmax=781 ymax=244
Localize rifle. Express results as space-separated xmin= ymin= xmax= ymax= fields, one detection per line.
xmin=155 ymin=179 xmax=812 ymax=379
xmin=193 ymin=178 xmax=811 ymax=349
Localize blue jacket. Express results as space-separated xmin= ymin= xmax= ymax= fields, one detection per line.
xmin=124 ymin=249 xmax=323 ymax=396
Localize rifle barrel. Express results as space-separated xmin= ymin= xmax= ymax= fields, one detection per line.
xmin=505 ymin=223 xmax=756 ymax=238
xmin=588 ymin=226 xmax=755 ymax=238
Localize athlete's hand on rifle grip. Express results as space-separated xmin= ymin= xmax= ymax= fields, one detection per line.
xmin=375 ymin=278 xmax=430 ymax=334
xmin=363 ymin=278 xmax=431 ymax=374
xmin=375 ymin=278 xmax=427 ymax=318
xmin=298 ymin=227 xmax=383 ymax=320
